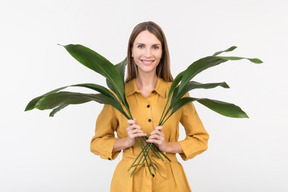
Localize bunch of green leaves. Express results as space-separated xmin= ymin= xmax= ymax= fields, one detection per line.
xmin=25 ymin=44 xmax=164 ymax=177
xmin=128 ymin=46 xmax=262 ymax=177
xmin=25 ymin=44 xmax=262 ymax=178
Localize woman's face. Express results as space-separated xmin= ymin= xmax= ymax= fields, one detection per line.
xmin=132 ymin=30 xmax=162 ymax=76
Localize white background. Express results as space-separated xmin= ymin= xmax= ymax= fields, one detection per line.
xmin=1 ymin=0 xmax=287 ymax=191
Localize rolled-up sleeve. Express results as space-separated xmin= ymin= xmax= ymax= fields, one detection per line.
xmin=90 ymin=104 xmax=120 ymax=160
xmin=178 ymin=97 xmax=209 ymax=161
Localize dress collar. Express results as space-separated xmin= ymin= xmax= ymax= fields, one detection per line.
xmin=125 ymin=77 xmax=168 ymax=98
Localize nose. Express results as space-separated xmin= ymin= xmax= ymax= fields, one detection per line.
xmin=144 ymin=47 xmax=152 ymax=57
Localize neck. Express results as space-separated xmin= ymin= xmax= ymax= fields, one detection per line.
xmin=135 ymin=72 xmax=158 ymax=92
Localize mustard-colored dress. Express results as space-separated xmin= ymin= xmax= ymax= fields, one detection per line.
xmin=90 ymin=77 xmax=209 ymax=192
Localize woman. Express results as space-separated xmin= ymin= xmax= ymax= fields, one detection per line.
xmin=90 ymin=21 xmax=209 ymax=192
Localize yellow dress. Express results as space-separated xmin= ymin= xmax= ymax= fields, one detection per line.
xmin=90 ymin=77 xmax=209 ymax=192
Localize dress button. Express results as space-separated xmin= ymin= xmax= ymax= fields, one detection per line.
xmin=148 ymin=119 xmax=152 ymax=122
xmin=147 ymin=104 xmax=150 ymax=108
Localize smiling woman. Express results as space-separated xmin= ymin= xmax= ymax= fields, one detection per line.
xmin=90 ymin=21 xmax=208 ymax=192
xmin=24 ymin=20 xmax=262 ymax=192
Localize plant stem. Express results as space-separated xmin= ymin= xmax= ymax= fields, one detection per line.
xmin=129 ymin=152 xmax=144 ymax=178
xmin=127 ymin=143 xmax=149 ymax=172
xmin=138 ymin=137 xmax=154 ymax=177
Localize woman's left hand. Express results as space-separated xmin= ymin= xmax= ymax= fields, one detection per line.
xmin=146 ymin=126 xmax=168 ymax=152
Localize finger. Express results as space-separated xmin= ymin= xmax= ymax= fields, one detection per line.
xmin=127 ymin=124 xmax=142 ymax=131
xmin=146 ymin=138 xmax=160 ymax=145
xmin=150 ymin=130 xmax=161 ymax=137
xmin=129 ymin=129 xmax=147 ymax=136
xmin=148 ymin=134 xmax=161 ymax=140
xmin=127 ymin=119 xmax=136 ymax=125
xmin=154 ymin=126 xmax=163 ymax=132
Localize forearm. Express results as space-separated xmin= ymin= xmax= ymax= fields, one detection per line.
xmin=163 ymin=142 xmax=183 ymax=154
xmin=112 ymin=137 xmax=131 ymax=152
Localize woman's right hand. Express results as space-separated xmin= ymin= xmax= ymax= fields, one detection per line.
xmin=126 ymin=119 xmax=147 ymax=147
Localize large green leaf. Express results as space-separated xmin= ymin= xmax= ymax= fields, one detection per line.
xmin=178 ymin=49 xmax=262 ymax=96
xmin=160 ymin=81 xmax=230 ymax=125
xmin=162 ymin=96 xmax=248 ymax=124
xmin=115 ymin=57 xmax=127 ymax=82
xmin=158 ymin=71 xmax=184 ymax=124
xmin=170 ymin=81 xmax=229 ymax=107
xmin=160 ymin=46 xmax=262 ymax=124
xmin=35 ymin=91 xmax=92 ymax=109
xmin=72 ymin=83 xmax=117 ymax=100
xmin=62 ymin=44 xmax=126 ymax=109
xmin=171 ymin=81 xmax=230 ymax=105
xmin=106 ymin=57 xmax=127 ymax=93
xmin=159 ymin=56 xmax=227 ymax=125
xmin=25 ymin=86 xmax=68 ymax=111
xmin=196 ymin=98 xmax=249 ymax=118
xmin=171 ymin=97 xmax=197 ymax=114
xmin=178 ymin=56 xmax=228 ymax=95
xmin=104 ymin=57 xmax=131 ymax=118
xmin=49 ymin=104 xmax=68 ymax=117
xmin=167 ymin=71 xmax=184 ymax=100
xmin=160 ymin=97 xmax=197 ymax=125
xmin=35 ymin=91 xmax=130 ymax=119
xmin=218 ymin=56 xmax=263 ymax=64
xmin=184 ymin=81 xmax=229 ymax=90
xmin=213 ymin=46 xmax=237 ymax=56
xmin=25 ymin=83 xmax=118 ymax=111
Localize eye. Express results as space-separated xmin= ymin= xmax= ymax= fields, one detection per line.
xmin=152 ymin=45 xmax=159 ymax=50
xmin=137 ymin=44 xmax=144 ymax=48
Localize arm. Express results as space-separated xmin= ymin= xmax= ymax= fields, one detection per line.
xmin=90 ymin=104 xmax=120 ymax=160
xmin=178 ymin=101 xmax=209 ymax=160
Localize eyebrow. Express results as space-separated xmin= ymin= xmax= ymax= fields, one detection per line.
xmin=135 ymin=43 xmax=161 ymax=46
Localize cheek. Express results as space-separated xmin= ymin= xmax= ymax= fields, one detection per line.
xmin=156 ymin=52 xmax=162 ymax=60
xmin=132 ymin=49 xmax=139 ymax=58
xmin=155 ymin=49 xmax=162 ymax=58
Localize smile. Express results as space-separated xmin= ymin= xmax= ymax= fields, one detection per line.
xmin=141 ymin=60 xmax=154 ymax=64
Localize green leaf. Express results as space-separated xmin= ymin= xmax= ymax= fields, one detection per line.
xmin=178 ymin=56 xmax=228 ymax=95
xmin=185 ymin=81 xmax=230 ymax=90
xmin=25 ymin=86 xmax=68 ymax=111
xmin=25 ymin=83 xmax=117 ymax=111
xmin=35 ymin=91 xmax=93 ymax=110
xmin=72 ymin=83 xmax=117 ymax=100
xmin=158 ymin=71 xmax=184 ymax=125
xmin=196 ymin=98 xmax=249 ymax=118
xmin=171 ymin=97 xmax=197 ymax=114
xmin=167 ymin=71 xmax=184 ymax=99
xmin=62 ymin=44 xmax=126 ymax=108
xmin=162 ymin=96 xmax=248 ymax=124
xmin=106 ymin=58 xmax=127 ymax=96
xmin=116 ymin=57 xmax=127 ymax=82
xmin=170 ymin=81 xmax=230 ymax=110
xmin=49 ymin=104 xmax=68 ymax=117
xmin=35 ymin=91 xmax=130 ymax=119
xmin=218 ymin=56 xmax=263 ymax=64
xmin=160 ymin=46 xmax=262 ymax=125
xmin=160 ymin=97 xmax=197 ymax=125
xmin=105 ymin=57 xmax=130 ymax=115
xmin=213 ymin=46 xmax=237 ymax=56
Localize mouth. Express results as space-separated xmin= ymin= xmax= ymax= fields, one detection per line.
xmin=141 ymin=60 xmax=154 ymax=65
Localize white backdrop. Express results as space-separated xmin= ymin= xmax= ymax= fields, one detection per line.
xmin=1 ymin=0 xmax=287 ymax=191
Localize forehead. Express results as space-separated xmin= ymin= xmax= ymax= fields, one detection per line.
xmin=134 ymin=30 xmax=161 ymax=44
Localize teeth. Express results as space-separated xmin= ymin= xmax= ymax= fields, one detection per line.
xmin=142 ymin=60 xmax=153 ymax=64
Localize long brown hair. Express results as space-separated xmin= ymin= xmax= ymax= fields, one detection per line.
xmin=125 ymin=21 xmax=173 ymax=83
